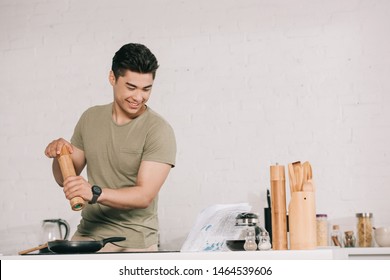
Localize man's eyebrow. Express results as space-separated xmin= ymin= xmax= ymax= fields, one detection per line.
xmin=125 ymin=82 xmax=153 ymax=89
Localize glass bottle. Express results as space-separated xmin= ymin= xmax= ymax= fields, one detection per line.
xmin=258 ymin=231 xmax=272 ymax=251
xmin=356 ymin=213 xmax=373 ymax=247
xmin=316 ymin=214 xmax=328 ymax=247
xmin=331 ymin=225 xmax=343 ymax=247
xmin=243 ymin=227 xmax=257 ymax=251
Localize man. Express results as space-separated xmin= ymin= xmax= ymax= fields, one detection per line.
xmin=44 ymin=43 xmax=176 ymax=252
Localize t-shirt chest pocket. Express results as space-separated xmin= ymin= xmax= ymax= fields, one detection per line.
xmin=118 ymin=147 xmax=143 ymax=179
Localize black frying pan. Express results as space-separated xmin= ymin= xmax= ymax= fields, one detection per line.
xmin=47 ymin=237 xmax=126 ymax=253
xmin=19 ymin=237 xmax=126 ymax=255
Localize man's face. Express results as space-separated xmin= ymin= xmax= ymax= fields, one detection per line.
xmin=109 ymin=70 xmax=154 ymax=121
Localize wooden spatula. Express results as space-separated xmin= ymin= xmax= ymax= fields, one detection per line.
xmin=302 ymin=161 xmax=315 ymax=192
xmin=292 ymin=161 xmax=303 ymax=192
xmin=18 ymin=243 xmax=48 ymax=255
xmin=288 ymin=163 xmax=297 ymax=194
xmin=302 ymin=161 xmax=312 ymax=182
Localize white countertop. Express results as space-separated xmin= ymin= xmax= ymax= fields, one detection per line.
xmin=2 ymin=247 xmax=390 ymax=260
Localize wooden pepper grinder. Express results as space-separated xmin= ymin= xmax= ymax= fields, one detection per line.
xmin=57 ymin=146 xmax=85 ymax=211
xmin=270 ymin=163 xmax=288 ymax=250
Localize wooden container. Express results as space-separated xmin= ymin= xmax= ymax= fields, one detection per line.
xmin=288 ymin=191 xmax=317 ymax=249
xmin=270 ymin=164 xmax=288 ymax=250
xmin=57 ymin=146 xmax=85 ymax=211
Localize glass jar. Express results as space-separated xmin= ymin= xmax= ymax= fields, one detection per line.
xmin=331 ymin=225 xmax=343 ymax=247
xmin=344 ymin=231 xmax=356 ymax=247
xmin=316 ymin=214 xmax=328 ymax=246
xmin=356 ymin=213 xmax=373 ymax=247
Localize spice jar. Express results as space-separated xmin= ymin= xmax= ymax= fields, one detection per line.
xmin=356 ymin=213 xmax=373 ymax=247
xmin=316 ymin=214 xmax=328 ymax=246
xmin=344 ymin=231 xmax=356 ymax=247
xmin=243 ymin=227 xmax=258 ymax=251
xmin=258 ymin=231 xmax=272 ymax=251
xmin=331 ymin=225 xmax=343 ymax=247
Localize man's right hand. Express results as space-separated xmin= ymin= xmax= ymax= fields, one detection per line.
xmin=44 ymin=138 xmax=74 ymax=158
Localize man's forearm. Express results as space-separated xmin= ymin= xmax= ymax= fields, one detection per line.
xmin=52 ymin=158 xmax=64 ymax=187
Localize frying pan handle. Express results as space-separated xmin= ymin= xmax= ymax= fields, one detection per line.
xmin=101 ymin=237 xmax=126 ymax=246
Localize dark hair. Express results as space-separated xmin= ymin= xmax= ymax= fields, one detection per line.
xmin=111 ymin=43 xmax=159 ymax=79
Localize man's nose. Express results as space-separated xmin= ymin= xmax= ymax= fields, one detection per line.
xmin=133 ymin=90 xmax=143 ymax=102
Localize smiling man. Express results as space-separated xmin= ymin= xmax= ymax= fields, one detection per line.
xmin=44 ymin=43 xmax=176 ymax=252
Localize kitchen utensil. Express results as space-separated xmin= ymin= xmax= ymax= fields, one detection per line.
xmin=292 ymin=161 xmax=303 ymax=191
xmin=270 ymin=164 xmax=288 ymax=250
xmin=302 ymin=161 xmax=312 ymax=182
xmin=302 ymin=180 xmax=315 ymax=192
xmin=18 ymin=243 xmax=50 ymax=255
xmin=57 ymin=145 xmax=85 ymax=211
xmin=288 ymin=163 xmax=296 ymax=194
xmin=41 ymin=219 xmax=70 ymax=244
xmin=264 ymin=189 xmax=272 ymax=243
xmin=301 ymin=161 xmax=315 ymax=191
xmin=19 ymin=237 xmax=126 ymax=255
xmin=266 ymin=189 xmax=271 ymax=208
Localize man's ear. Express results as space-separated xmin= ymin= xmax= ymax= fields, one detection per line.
xmin=108 ymin=71 xmax=116 ymax=86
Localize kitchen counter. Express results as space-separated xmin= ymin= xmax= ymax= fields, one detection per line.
xmin=2 ymin=247 xmax=390 ymax=260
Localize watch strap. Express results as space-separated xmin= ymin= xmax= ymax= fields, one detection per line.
xmin=89 ymin=185 xmax=101 ymax=204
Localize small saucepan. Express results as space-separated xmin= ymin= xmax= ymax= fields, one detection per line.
xmin=19 ymin=237 xmax=126 ymax=255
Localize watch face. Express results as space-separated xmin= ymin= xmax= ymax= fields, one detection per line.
xmin=92 ymin=185 xmax=102 ymax=195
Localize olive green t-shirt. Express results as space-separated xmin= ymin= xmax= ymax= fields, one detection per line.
xmin=70 ymin=103 xmax=176 ymax=248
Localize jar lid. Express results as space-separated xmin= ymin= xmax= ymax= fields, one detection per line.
xmin=356 ymin=212 xmax=373 ymax=218
xmin=316 ymin=214 xmax=327 ymax=218
xmin=333 ymin=225 xmax=340 ymax=230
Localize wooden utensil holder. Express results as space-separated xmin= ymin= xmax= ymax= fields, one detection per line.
xmin=288 ymin=191 xmax=317 ymax=250
xmin=57 ymin=146 xmax=85 ymax=211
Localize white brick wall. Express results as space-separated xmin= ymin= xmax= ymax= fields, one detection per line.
xmin=1 ymin=0 xmax=390 ymax=254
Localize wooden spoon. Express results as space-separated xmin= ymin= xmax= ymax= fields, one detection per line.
xmin=288 ymin=163 xmax=296 ymax=194
xmin=292 ymin=161 xmax=303 ymax=191
xmin=302 ymin=161 xmax=312 ymax=182
xmin=302 ymin=179 xmax=315 ymax=192
xmin=18 ymin=243 xmax=48 ymax=255
xmin=301 ymin=161 xmax=315 ymax=192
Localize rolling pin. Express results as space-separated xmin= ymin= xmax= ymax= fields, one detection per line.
xmin=57 ymin=145 xmax=85 ymax=211
xmin=270 ymin=164 xmax=288 ymax=250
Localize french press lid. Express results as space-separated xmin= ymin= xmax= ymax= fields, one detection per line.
xmin=235 ymin=212 xmax=259 ymax=226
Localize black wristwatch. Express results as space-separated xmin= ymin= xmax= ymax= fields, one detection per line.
xmin=89 ymin=185 xmax=102 ymax=204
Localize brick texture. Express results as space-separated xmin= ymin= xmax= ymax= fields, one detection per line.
xmin=1 ymin=0 xmax=390 ymax=254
